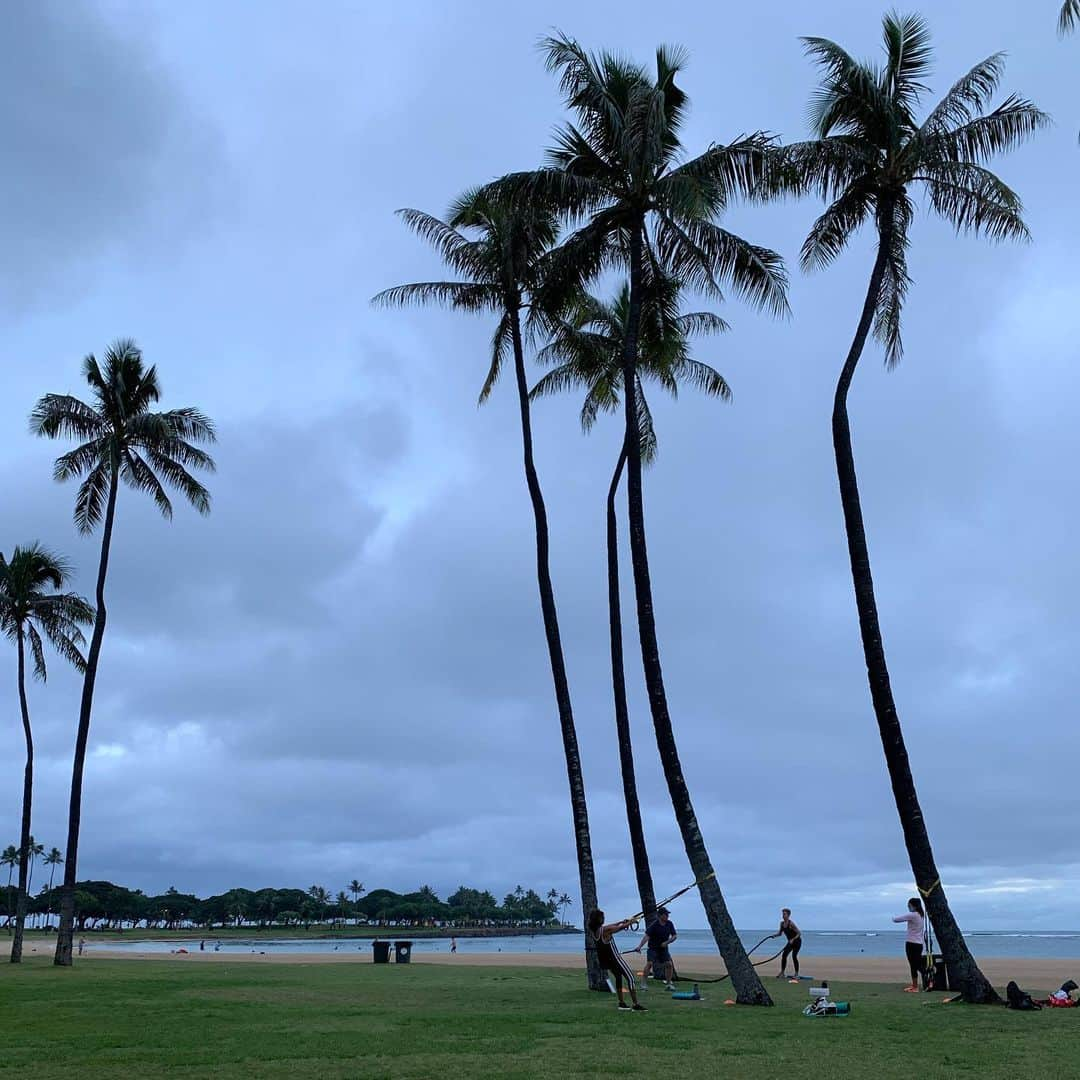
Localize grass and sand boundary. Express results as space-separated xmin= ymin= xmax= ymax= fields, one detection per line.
xmin=2 ymin=934 xmax=1072 ymax=987
xmin=3 ymin=954 xmax=1079 ymax=1079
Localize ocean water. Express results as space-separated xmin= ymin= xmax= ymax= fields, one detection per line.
xmin=96 ymin=928 xmax=1080 ymax=960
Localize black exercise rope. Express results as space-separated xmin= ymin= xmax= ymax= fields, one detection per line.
xmin=670 ymin=934 xmax=791 ymax=984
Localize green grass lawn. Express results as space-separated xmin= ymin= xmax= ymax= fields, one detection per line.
xmin=2 ymin=959 xmax=1077 ymax=1079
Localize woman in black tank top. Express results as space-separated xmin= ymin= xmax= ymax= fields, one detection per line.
xmin=586 ymin=910 xmax=646 ymax=1011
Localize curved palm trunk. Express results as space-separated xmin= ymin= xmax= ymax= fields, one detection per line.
xmin=607 ymin=443 xmax=657 ymax=919
xmin=55 ymin=466 xmax=119 ymax=967
xmin=621 ymin=226 xmax=770 ymax=1005
xmin=507 ymin=303 xmax=605 ymax=991
xmin=11 ymin=628 xmax=33 ymax=963
xmin=833 ymin=227 xmax=997 ymax=1004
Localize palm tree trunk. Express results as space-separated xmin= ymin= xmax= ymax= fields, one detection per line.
xmin=55 ymin=465 xmax=119 ymax=967
xmin=11 ymin=628 xmax=33 ymax=964
xmin=507 ymin=299 xmax=605 ymax=991
xmin=620 ymin=224 xmax=770 ymax=1005
xmin=833 ymin=223 xmax=997 ymax=1004
xmin=607 ymin=442 xmax=657 ymax=919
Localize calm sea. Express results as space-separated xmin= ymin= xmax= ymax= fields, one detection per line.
xmin=98 ymin=929 xmax=1080 ymax=960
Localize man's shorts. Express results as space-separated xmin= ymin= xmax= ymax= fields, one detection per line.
xmin=647 ymin=945 xmax=671 ymax=966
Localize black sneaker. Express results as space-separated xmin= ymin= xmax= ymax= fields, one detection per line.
xmin=632 ymin=1003 xmax=647 ymax=1011
xmin=617 ymin=1002 xmax=632 ymax=1011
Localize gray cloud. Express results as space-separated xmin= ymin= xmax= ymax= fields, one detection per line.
xmin=1 ymin=0 xmax=1078 ymax=931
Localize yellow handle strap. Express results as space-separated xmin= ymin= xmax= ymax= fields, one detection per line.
xmin=918 ymin=878 xmax=941 ymax=899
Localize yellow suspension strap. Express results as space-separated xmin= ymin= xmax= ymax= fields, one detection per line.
xmin=918 ymin=879 xmax=941 ymax=988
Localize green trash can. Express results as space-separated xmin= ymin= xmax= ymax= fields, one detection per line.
xmin=372 ymin=940 xmax=391 ymax=964
xmin=394 ymin=941 xmax=413 ymax=964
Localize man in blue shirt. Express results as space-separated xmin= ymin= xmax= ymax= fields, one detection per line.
xmin=635 ymin=907 xmax=677 ymax=989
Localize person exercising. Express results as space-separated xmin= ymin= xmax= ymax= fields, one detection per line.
xmin=770 ymin=908 xmax=802 ymax=979
xmin=587 ymin=909 xmax=646 ymax=1011
xmin=636 ymin=907 xmax=678 ymax=989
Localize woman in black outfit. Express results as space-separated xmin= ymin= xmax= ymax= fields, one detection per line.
xmin=586 ymin=910 xmax=646 ymax=1011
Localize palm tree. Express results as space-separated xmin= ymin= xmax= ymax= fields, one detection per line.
xmin=44 ymin=847 xmax=63 ymax=928
xmin=2 ymin=845 xmax=16 ymax=930
xmin=515 ymin=34 xmax=788 ymax=1004
xmin=374 ymin=189 xmax=606 ymax=989
xmin=335 ymin=891 xmax=350 ymax=926
xmin=26 ymin=837 xmax=44 ymax=895
xmin=349 ymin=879 xmax=364 ymax=924
xmin=32 ymin=340 xmax=216 ymax=966
xmin=557 ymin=892 xmax=572 ymax=926
xmin=532 ymin=277 xmax=730 ymax=925
xmin=776 ymin=13 xmax=1047 ymax=1003
xmin=1060 ymin=2 xmax=1079 ymax=33
xmin=1 ymin=545 xmax=92 ymax=963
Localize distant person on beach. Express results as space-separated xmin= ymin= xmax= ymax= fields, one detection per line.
xmin=587 ymin=910 xmax=646 ymax=1011
xmin=770 ymin=908 xmax=801 ymax=979
xmin=635 ymin=907 xmax=677 ymax=989
xmin=450 ymin=936 xmax=457 ymax=954
xmin=200 ymin=939 xmax=205 ymax=952
xmin=893 ymin=897 xmax=927 ymax=992
xmin=78 ymin=937 xmax=86 ymax=956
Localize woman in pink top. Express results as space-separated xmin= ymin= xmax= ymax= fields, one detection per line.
xmin=893 ymin=897 xmax=926 ymax=992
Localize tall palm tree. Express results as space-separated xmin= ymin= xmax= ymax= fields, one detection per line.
xmin=44 ymin=847 xmax=63 ymax=928
xmin=1060 ymin=1 xmax=1079 ymax=33
xmin=2 ymin=845 xmax=16 ymax=930
xmin=375 ymin=189 xmax=607 ymax=989
xmin=532 ymin=277 xmax=730 ymax=925
xmin=349 ymin=879 xmax=364 ymax=924
xmin=515 ymin=34 xmax=788 ymax=1004
xmin=1 ymin=545 xmax=92 ymax=963
xmin=32 ymin=340 xmax=216 ymax=966
xmin=776 ymin=13 xmax=1047 ymax=1003
xmin=25 ymin=837 xmax=45 ymax=929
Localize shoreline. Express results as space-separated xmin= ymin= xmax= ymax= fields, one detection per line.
xmin=2 ymin=940 xmax=1072 ymax=988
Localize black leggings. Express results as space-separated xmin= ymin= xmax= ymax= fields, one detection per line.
xmin=781 ymin=936 xmax=801 ymax=974
xmin=905 ymin=942 xmax=924 ymax=986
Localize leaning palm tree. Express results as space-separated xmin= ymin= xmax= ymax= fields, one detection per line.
xmin=533 ymin=276 xmax=729 ymax=926
xmin=43 ymin=846 xmax=63 ymax=928
xmin=32 ymin=340 xmax=216 ymax=966
xmin=776 ymin=13 xmax=1047 ymax=1003
xmin=374 ymin=189 xmax=606 ymax=989
xmin=511 ymin=34 xmax=789 ymax=1004
xmin=1 ymin=545 xmax=92 ymax=963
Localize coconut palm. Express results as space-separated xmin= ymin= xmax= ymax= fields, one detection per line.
xmin=532 ymin=276 xmax=729 ymax=925
xmin=775 ymin=13 xmax=1047 ymax=1003
xmin=349 ymin=879 xmax=364 ymax=924
xmin=1060 ymin=2 xmax=1079 ymax=33
xmin=44 ymin=847 xmax=63 ymax=928
xmin=374 ymin=189 xmax=606 ymax=989
xmin=512 ymin=34 xmax=788 ymax=1004
xmin=32 ymin=340 xmax=216 ymax=966
xmin=1 ymin=545 xmax=92 ymax=962
xmin=2 ymin=845 xmax=16 ymax=929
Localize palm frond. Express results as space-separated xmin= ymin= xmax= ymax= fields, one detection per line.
xmin=140 ymin=447 xmax=212 ymax=516
xmin=29 ymin=395 xmax=105 ymax=442
xmin=73 ymin=461 xmax=113 ymax=535
xmin=881 ymin=12 xmax=933 ymax=112
xmin=800 ymin=182 xmax=874 ymax=271
xmin=373 ymin=280 xmax=497 ymax=312
xmin=478 ymin=312 xmax=513 ymax=405
xmin=873 ymin=196 xmax=914 ymax=367
xmin=916 ymin=161 xmax=1029 ymax=241
xmin=920 ymin=96 xmax=1050 ymax=165
xmin=26 ymin=622 xmax=47 ymax=682
xmin=919 ymin=54 xmax=1006 ymax=136
xmin=1060 ymin=1 xmax=1080 ymax=34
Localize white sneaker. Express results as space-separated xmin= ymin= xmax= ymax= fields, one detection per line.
xmin=665 ymin=982 xmax=675 ymax=990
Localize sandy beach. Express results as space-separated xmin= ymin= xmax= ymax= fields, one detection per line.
xmin=2 ymin=939 xmax=1072 ymax=988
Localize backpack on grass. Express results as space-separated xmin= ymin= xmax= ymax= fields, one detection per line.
xmin=1005 ymin=981 xmax=1040 ymax=1010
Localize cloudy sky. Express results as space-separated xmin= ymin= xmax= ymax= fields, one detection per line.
xmin=2 ymin=0 xmax=1077 ymax=932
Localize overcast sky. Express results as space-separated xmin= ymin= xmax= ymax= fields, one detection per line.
xmin=2 ymin=1 xmax=1077 ymax=932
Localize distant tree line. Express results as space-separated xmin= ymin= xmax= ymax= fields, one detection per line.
xmin=1 ymin=877 xmax=573 ymax=932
